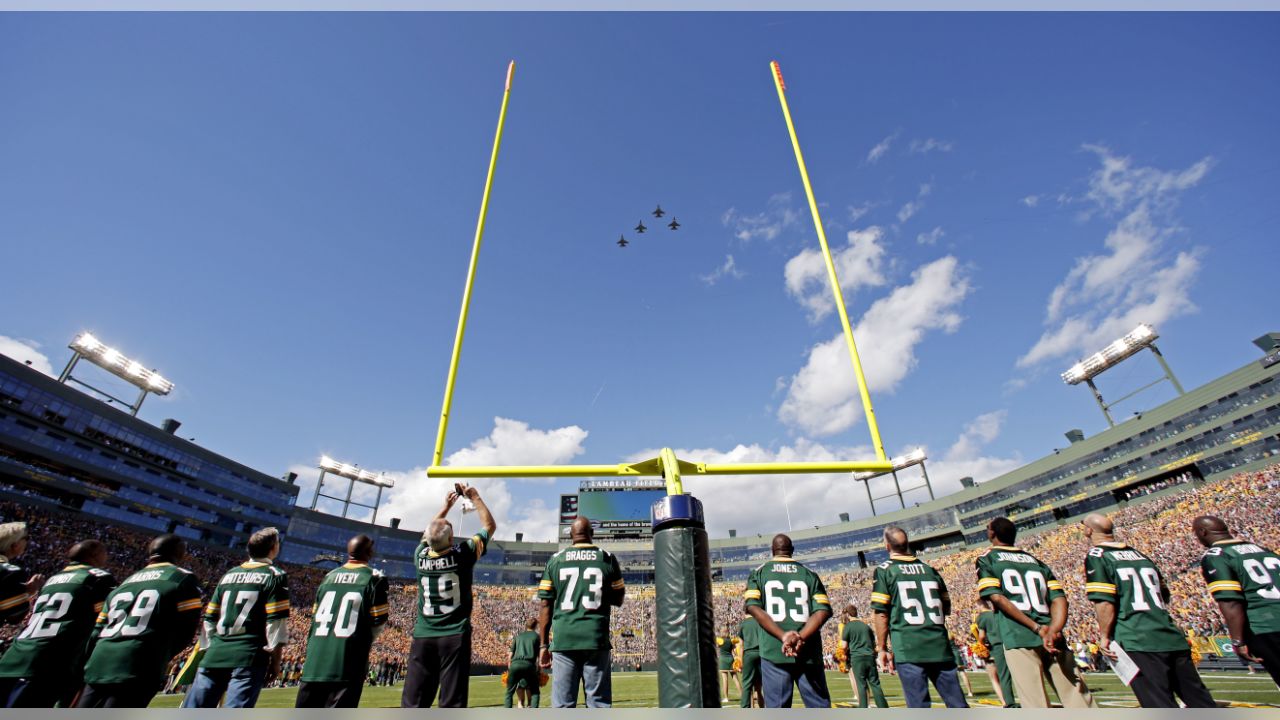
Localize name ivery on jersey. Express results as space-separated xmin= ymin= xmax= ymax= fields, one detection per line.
xmin=565 ymin=550 xmax=599 ymax=562
xmin=330 ymin=572 xmax=365 ymax=584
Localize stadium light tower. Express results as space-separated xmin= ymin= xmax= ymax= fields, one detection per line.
xmin=1061 ymin=324 xmax=1185 ymax=428
xmin=852 ymin=449 xmax=931 ymax=515
xmin=312 ymin=455 xmax=395 ymax=523
xmin=57 ymin=332 xmax=174 ymax=416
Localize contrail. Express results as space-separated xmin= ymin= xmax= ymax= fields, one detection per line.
xmin=590 ymin=383 xmax=607 ymax=408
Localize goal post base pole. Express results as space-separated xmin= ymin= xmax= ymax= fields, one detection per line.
xmin=651 ymin=494 xmax=720 ymax=708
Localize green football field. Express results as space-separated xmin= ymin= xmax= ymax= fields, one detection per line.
xmin=148 ymin=669 xmax=1280 ymax=708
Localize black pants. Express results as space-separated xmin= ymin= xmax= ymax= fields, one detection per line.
xmin=74 ymin=681 xmax=162 ymax=708
xmin=401 ymin=630 xmax=471 ymax=708
xmin=1127 ymin=650 xmax=1215 ymax=708
xmin=1 ymin=676 xmax=74 ymax=708
xmin=1248 ymin=630 xmax=1280 ymax=689
xmin=296 ymin=678 xmax=365 ymax=708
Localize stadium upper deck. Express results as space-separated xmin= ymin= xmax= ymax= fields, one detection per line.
xmin=1 ymin=337 xmax=1277 ymax=584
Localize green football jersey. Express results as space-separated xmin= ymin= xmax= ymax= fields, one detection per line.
xmin=975 ymin=545 xmax=1066 ymax=650
xmin=840 ymin=618 xmax=876 ymax=658
xmin=82 ymin=562 xmax=204 ymax=685
xmin=537 ymin=543 xmax=624 ymax=652
xmin=510 ymin=630 xmax=540 ymax=663
xmin=0 ymin=564 xmax=116 ymax=679
xmin=200 ymin=560 xmax=291 ymax=669
xmin=413 ymin=528 xmax=490 ymax=638
xmin=716 ymin=634 xmax=737 ymax=659
xmin=1200 ymin=539 xmax=1280 ymax=635
xmin=870 ymin=554 xmax=952 ymax=664
xmin=737 ymin=616 xmax=761 ymax=654
xmin=743 ymin=557 xmax=832 ymax=665
xmin=0 ymin=560 xmax=32 ymax=625
xmin=976 ymin=609 xmax=1002 ymax=646
xmin=300 ymin=562 xmax=390 ymax=683
xmin=1084 ymin=542 xmax=1189 ymax=653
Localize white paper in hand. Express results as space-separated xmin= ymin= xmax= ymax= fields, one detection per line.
xmin=1109 ymin=641 xmax=1141 ymax=686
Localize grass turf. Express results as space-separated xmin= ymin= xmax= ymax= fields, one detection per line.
xmin=148 ymin=669 xmax=1280 ymax=708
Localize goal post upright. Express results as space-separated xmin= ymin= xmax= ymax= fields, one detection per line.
xmin=770 ymin=60 xmax=888 ymax=463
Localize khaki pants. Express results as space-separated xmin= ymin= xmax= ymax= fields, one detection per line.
xmin=1004 ymin=646 xmax=1097 ymax=708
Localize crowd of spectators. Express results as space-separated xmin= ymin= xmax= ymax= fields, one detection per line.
xmin=2 ymin=463 xmax=1277 ymax=677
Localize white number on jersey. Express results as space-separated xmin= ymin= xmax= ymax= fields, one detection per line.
xmin=313 ymin=590 xmax=363 ymax=638
xmin=1001 ymin=569 xmax=1049 ymax=613
xmin=897 ymin=580 xmax=944 ymax=625
xmin=421 ymin=572 xmax=461 ymax=616
xmin=1243 ymin=557 xmax=1280 ymax=600
xmin=17 ymin=592 xmax=74 ymax=640
xmin=215 ymin=590 xmax=260 ymax=636
xmin=558 ymin=567 xmax=604 ymax=611
xmin=100 ymin=589 xmax=160 ymax=638
xmin=763 ymin=580 xmax=811 ymax=623
xmin=1116 ymin=566 xmax=1165 ymax=610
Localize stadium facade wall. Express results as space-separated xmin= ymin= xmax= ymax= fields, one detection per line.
xmin=1 ymin=343 xmax=1277 ymax=584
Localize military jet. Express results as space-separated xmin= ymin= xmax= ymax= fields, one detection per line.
xmin=652 ymin=205 xmax=666 ymax=218
xmin=634 ymin=221 xmax=647 ymax=234
xmin=617 ymin=235 xmax=629 ymax=248
xmin=668 ymin=218 xmax=680 ymax=230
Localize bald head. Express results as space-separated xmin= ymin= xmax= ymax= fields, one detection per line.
xmin=68 ymin=539 xmax=107 ymax=567
xmin=347 ymin=534 xmax=375 ymax=562
xmin=884 ymin=526 xmax=910 ymax=555
xmin=771 ymin=534 xmax=793 ymax=558
xmin=1081 ymin=513 xmax=1114 ymax=545
xmin=1193 ymin=515 xmax=1232 ymax=547
xmin=571 ymin=516 xmax=594 ymax=543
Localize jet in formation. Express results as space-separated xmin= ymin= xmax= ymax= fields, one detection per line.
xmin=668 ymin=218 xmax=680 ymax=230
xmin=617 ymin=235 xmax=629 ymax=248
xmin=615 ymin=205 xmax=680 ymax=246
xmin=635 ymin=221 xmax=647 ymax=234
xmin=652 ymin=205 xmax=665 ymax=218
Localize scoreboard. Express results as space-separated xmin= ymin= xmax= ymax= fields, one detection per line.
xmin=559 ymin=479 xmax=666 ymax=541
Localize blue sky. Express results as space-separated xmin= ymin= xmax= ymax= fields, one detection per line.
xmin=2 ymin=13 xmax=1277 ymax=540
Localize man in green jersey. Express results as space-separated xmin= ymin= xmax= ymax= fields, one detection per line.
xmin=975 ymin=597 xmax=1015 ymax=706
xmin=976 ymin=517 xmax=1095 ymax=708
xmin=1194 ymin=514 xmax=1280 ymax=688
xmin=717 ymin=623 xmax=741 ymax=702
xmin=402 ymin=483 xmax=496 ymax=708
xmin=1080 ymin=513 xmax=1214 ymax=707
xmin=744 ymin=533 xmax=832 ymax=708
xmin=870 ymin=527 xmax=967 ymax=708
xmin=537 ymin=515 xmax=625 ymax=708
xmin=77 ymin=534 xmax=204 ymax=708
xmin=0 ymin=522 xmax=41 ymax=627
xmin=838 ymin=604 xmax=887 ymax=708
xmin=296 ymin=534 xmax=390 ymax=708
xmin=0 ymin=540 xmax=115 ymax=707
xmin=737 ymin=611 xmax=762 ymax=708
xmin=183 ymin=527 xmax=291 ymax=708
xmin=504 ymin=617 xmax=541 ymax=708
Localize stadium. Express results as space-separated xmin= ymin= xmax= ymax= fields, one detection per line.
xmin=2 ymin=329 xmax=1278 ymax=707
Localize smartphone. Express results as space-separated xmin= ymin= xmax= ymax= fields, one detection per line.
xmin=454 ymin=483 xmax=466 ymax=496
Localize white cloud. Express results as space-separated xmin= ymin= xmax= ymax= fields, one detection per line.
xmin=916 ymin=226 xmax=944 ymax=245
xmin=700 ymin=254 xmax=745 ymax=286
xmin=1021 ymin=195 xmax=1040 ymax=207
xmin=847 ymin=202 xmax=875 ymax=222
xmin=721 ymin=193 xmax=800 ymax=243
xmin=909 ymin=138 xmax=954 ymax=155
xmin=0 ymin=336 xmax=55 ymax=376
xmin=926 ymin=410 xmax=1023 ymax=497
xmin=779 ymin=256 xmax=972 ymax=436
xmin=297 ymin=418 xmax=590 ymax=543
xmin=629 ymin=439 xmax=890 ymax=536
xmin=866 ymin=131 xmax=900 ymax=164
xmin=896 ymin=182 xmax=932 ymax=223
xmin=1018 ymin=146 xmax=1211 ymax=368
xmin=784 ymin=226 xmax=888 ymax=322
